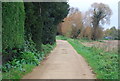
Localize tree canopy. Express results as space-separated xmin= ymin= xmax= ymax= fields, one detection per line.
xmin=84 ymin=3 xmax=112 ymax=40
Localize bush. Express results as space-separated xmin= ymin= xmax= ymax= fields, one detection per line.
xmin=41 ymin=44 xmax=55 ymax=54
xmin=2 ymin=2 xmax=25 ymax=50
xmin=2 ymin=59 xmax=22 ymax=72
xmin=2 ymin=46 xmax=24 ymax=64
xmin=2 ymin=52 xmax=39 ymax=72
xmin=41 ymin=2 xmax=69 ymax=45
xmin=24 ymin=2 xmax=42 ymax=51
xmin=2 ymin=2 xmax=25 ymax=63
xmin=24 ymin=38 xmax=37 ymax=53
xmin=20 ymin=52 xmax=39 ymax=65
xmin=2 ymin=43 xmax=56 ymax=73
xmin=2 ymin=64 xmax=35 ymax=79
xmin=2 ymin=2 xmax=67 ymax=79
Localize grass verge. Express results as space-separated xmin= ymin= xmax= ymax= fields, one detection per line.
xmin=2 ymin=64 xmax=35 ymax=79
xmin=68 ymin=39 xmax=118 ymax=79
xmin=56 ymin=35 xmax=69 ymax=40
xmin=56 ymin=35 xmax=118 ymax=79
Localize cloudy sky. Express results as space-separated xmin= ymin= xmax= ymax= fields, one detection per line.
xmin=68 ymin=0 xmax=119 ymax=29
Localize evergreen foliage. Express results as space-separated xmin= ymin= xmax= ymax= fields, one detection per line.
xmin=41 ymin=2 xmax=69 ymax=44
xmin=2 ymin=2 xmax=25 ymax=63
xmin=2 ymin=2 xmax=69 ymax=77
xmin=24 ymin=2 xmax=42 ymax=51
xmin=2 ymin=2 xmax=25 ymax=50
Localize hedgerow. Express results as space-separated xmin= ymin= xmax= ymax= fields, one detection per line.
xmin=2 ymin=2 xmax=69 ymax=79
xmin=2 ymin=2 xmax=25 ymax=63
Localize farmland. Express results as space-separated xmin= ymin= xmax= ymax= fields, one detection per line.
xmin=81 ymin=40 xmax=119 ymax=53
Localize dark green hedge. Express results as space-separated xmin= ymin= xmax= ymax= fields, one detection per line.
xmin=2 ymin=2 xmax=25 ymax=63
xmin=2 ymin=2 xmax=69 ymax=64
xmin=2 ymin=2 xmax=25 ymax=50
xmin=41 ymin=2 xmax=69 ymax=45
xmin=24 ymin=2 xmax=69 ymax=47
xmin=24 ymin=3 xmax=42 ymax=51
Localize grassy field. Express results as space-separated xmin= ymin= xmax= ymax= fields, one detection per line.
xmin=57 ymin=35 xmax=118 ymax=79
xmin=81 ymin=40 xmax=118 ymax=54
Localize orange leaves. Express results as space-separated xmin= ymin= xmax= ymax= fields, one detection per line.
xmin=58 ymin=7 xmax=83 ymax=38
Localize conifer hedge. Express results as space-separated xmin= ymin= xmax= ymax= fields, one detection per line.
xmin=2 ymin=2 xmax=25 ymax=50
xmin=2 ymin=2 xmax=69 ymax=63
xmin=41 ymin=2 xmax=69 ymax=45
xmin=2 ymin=2 xmax=25 ymax=63
xmin=24 ymin=2 xmax=42 ymax=51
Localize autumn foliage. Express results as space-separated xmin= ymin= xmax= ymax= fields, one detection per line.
xmin=58 ymin=7 xmax=83 ymax=38
xmin=58 ymin=3 xmax=113 ymax=40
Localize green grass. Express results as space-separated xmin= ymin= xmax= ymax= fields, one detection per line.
xmin=0 ymin=71 xmax=2 ymax=81
xmin=68 ymin=39 xmax=118 ymax=79
xmin=57 ymin=35 xmax=118 ymax=79
xmin=2 ymin=64 xmax=35 ymax=79
xmin=56 ymin=35 xmax=69 ymax=40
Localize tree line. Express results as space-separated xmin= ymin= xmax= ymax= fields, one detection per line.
xmin=2 ymin=2 xmax=69 ymax=64
xmin=57 ymin=3 xmax=119 ymax=40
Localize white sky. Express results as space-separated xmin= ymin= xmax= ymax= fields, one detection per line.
xmin=68 ymin=0 xmax=119 ymax=29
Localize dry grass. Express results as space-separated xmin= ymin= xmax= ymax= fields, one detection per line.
xmin=81 ymin=40 xmax=118 ymax=53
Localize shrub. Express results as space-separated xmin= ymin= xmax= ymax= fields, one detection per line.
xmin=40 ymin=43 xmax=56 ymax=59
xmin=20 ymin=52 xmax=39 ymax=65
xmin=24 ymin=2 xmax=42 ymax=51
xmin=2 ymin=2 xmax=25 ymax=50
xmin=2 ymin=2 xmax=25 ymax=63
xmin=2 ymin=52 xmax=39 ymax=72
xmin=41 ymin=2 xmax=69 ymax=45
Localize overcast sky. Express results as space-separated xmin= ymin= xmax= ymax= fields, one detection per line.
xmin=68 ymin=0 xmax=119 ymax=29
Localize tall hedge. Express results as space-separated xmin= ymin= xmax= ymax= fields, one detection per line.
xmin=2 ymin=2 xmax=25 ymax=63
xmin=41 ymin=2 xmax=69 ymax=45
xmin=24 ymin=2 xmax=69 ymax=48
xmin=2 ymin=2 xmax=25 ymax=50
xmin=24 ymin=2 xmax=42 ymax=51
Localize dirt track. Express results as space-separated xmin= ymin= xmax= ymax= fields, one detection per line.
xmin=22 ymin=40 xmax=96 ymax=79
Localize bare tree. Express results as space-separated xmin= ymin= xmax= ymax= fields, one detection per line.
xmin=84 ymin=3 xmax=112 ymax=40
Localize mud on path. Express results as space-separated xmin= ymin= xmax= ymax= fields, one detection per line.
xmin=22 ymin=40 xmax=96 ymax=79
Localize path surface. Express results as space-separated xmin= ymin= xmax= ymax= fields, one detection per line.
xmin=23 ymin=40 xmax=96 ymax=79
